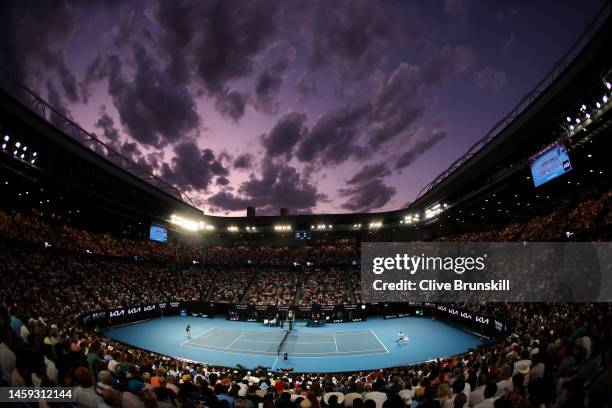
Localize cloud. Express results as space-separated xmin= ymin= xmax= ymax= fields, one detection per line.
xmin=153 ymin=0 xmax=280 ymax=95
xmin=444 ymin=0 xmax=471 ymax=19
xmin=340 ymin=178 xmax=396 ymax=212
xmin=234 ymin=153 xmax=254 ymax=169
xmin=503 ymin=33 xmax=515 ymax=54
xmin=254 ymin=55 xmax=291 ymax=114
xmin=347 ymin=162 xmax=392 ymax=185
xmin=305 ymin=0 xmax=426 ymax=88
xmin=216 ymin=176 xmax=230 ymax=186
xmin=45 ymin=79 xmax=72 ymax=128
xmin=0 ymin=0 xmax=79 ymax=103
xmin=261 ymin=111 xmax=308 ymax=159
xmin=94 ymin=106 xmax=121 ymax=143
xmin=161 ymin=141 xmax=229 ymax=191
xmin=367 ymin=64 xmax=425 ymax=148
xmin=296 ymin=74 xmax=318 ymax=100
xmin=215 ymin=89 xmax=248 ymax=122
xmin=421 ymin=45 xmax=474 ymax=85
xmin=208 ymin=161 xmax=322 ymax=214
xmin=84 ymin=45 xmax=200 ymax=148
xmin=296 ymin=105 xmax=370 ymax=165
xmin=475 ymin=67 xmax=508 ymax=91
xmin=395 ymin=127 xmax=447 ymax=169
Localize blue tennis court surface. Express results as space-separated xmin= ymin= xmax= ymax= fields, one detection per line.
xmin=103 ymin=316 xmax=485 ymax=372
xmin=181 ymin=327 xmax=388 ymax=357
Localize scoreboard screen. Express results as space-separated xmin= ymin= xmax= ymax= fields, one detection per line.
xmin=149 ymin=225 xmax=168 ymax=243
xmin=529 ymin=139 xmax=572 ymax=187
xmin=294 ymin=230 xmax=312 ymax=240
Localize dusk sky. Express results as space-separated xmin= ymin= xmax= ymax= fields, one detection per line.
xmin=0 ymin=0 xmax=602 ymax=215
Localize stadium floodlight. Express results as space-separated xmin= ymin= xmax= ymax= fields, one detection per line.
xmin=402 ymin=213 xmax=420 ymax=225
xmin=566 ymin=116 xmax=571 ymax=122
xmin=607 ymin=81 xmax=611 ymax=90
xmin=3 ymin=135 xmax=8 ymax=141
xmin=575 ymin=118 xmax=580 ymax=124
xmin=570 ymin=125 xmax=574 ymax=131
xmin=1 ymin=143 xmax=5 ymax=150
xmin=368 ymin=221 xmax=382 ymax=229
xmin=33 ymin=152 xmax=37 ymax=157
xmin=227 ymin=226 xmax=239 ymax=232
xmin=169 ymin=214 xmax=207 ymax=231
xmin=425 ymin=203 xmax=444 ymax=219
xmin=20 ymin=153 xmax=25 ymax=159
xmin=15 ymin=142 xmax=20 ymax=148
xmin=580 ymin=104 xmax=587 ymax=111
xmin=604 ymin=95 xmax=608 ymax=103
xmin=274 ymin=224 xmax=292 ymax=231
xmin=586 ymin=113 xmax=591 ymax=119
xmin=13 ymin=150 xmax=18 ymax=156
xmin=596 ymin=102 xmax=601 ymax=109
xmin=353 ymin=223 xmax=362 ymax=229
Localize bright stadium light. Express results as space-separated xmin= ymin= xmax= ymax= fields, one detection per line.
xmin=566 ymin=116 xmax=571 ymax=122
xmin=596 ymin=102 xmax=601 ymax=109
xmin=580 ymin=104 xmax=586 ymax=111
xmin=353 ymin=223 xmax=362 ymax=229
xmin=169 ymin=214 xmax=208 ymax=231
xmin=425 ymin=203 xmax=444 ymax=219
xmin=368 ymin=221 xmax=382 ymax=229
xmin=15 ymin=142 xmax=20 ymax=148
xmin=274 ymin=224 xmax=292 ymax=231
xmin=604 ymin=95 xmax=608 ymax=103
xmin=3 ymin=135 xmax=8 ymax=141
xmin=227 ymin=226 xmax=239 ymax=232
xmin=1 ymin=143 xmax=5 ymax=150
xmin=606 ymin=81 xmax=611 ymax=90
xmin=402 ymin=213 xmax=420 ymax=225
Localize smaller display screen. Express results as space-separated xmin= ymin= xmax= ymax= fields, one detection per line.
xmin=294 ymin=230 xmax=312 ymax=240
xmin=149 ymin=225 xmax=168 ymax=243
xmin=529 ymin=139 xmax=572 ymax=187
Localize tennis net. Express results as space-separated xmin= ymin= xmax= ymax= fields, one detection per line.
xmin=277 ymin=330 xmax=290 ymax=356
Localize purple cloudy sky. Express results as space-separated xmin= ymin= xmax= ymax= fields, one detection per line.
xmin=0 ymin=0 xmax=601 ymax=215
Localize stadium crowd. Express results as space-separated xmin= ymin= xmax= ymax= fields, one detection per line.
xmin=1 ymin=269 xmax=610 ymax=408
xmin=0 ymin=183 xmax=611 ymax=407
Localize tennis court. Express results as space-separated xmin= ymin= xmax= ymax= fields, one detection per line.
xmin=181 ymin=327 xmax=389 ymax=357
xmin=103 ymin=315 xmax=485 ymax=372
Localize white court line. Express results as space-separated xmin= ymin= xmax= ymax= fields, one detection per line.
xmin=333 ymin=334 xmax=339 ymax=352
xmin=182 ymin=342 xmax=386 ymax=355
xmin=208 ymin=328 xmax=373 ymax=336
xmin=180 ymin=327 xmax=215 ymax=346
xmin=369 ymin=329 xmax=390 ymax=353
xmin=230 ymin=339 xmax=335 ymax=345
xmin=224 ymin=331 xmax=248 ymax=349
xmin=180 ymin=342 xmax=387 ymax=358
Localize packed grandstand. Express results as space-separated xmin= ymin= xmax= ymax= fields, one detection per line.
xmin=2 ymin=4 xmax=612 ymax=408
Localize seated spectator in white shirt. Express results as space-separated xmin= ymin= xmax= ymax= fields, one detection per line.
xmin=473 ymin=382 xmax=497 ymax=408
xmin=469 ymin=373 xmax=488 ymax=407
